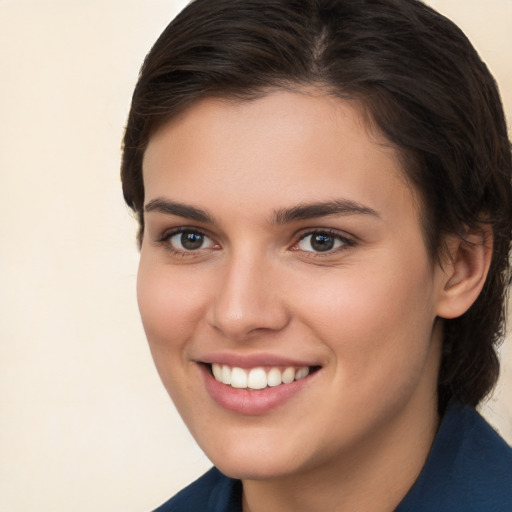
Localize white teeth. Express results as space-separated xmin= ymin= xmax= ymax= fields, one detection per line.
xmin=221 ymin=365 xmax=231 ymax=385
xmin=295 ymin=367 xmax=310 ymax=380
xmin=212 ymin=363 xmax=223 ymax=381
xmin=281 ymin=367 xmax=295 ymax=384
xmin=211 ymin=364 xmax=311 ymax=389
xmin=230 ymin=367 xmax=247 ymax=388
xmin=247 ymin=367 xmax=267 ymax=390
xmin=267 ymin=367 xmax=282 ymax=387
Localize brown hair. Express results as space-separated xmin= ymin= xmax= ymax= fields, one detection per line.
xmin=121 ymin=0 xmax=512 ymax=410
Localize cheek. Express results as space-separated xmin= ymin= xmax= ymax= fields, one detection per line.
xmin=136 ymin=258 xmax=207 ymax=355
xmin=136 ymin=259 xmax=214 ymax=416
xmin=295 ymin=255 xmax=437 ymax=384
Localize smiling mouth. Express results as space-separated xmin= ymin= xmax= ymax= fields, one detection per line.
xmin=208 ymin=363 xmax=320 ymax=390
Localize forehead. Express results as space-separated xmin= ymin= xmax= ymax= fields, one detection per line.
xmin=142 ymin=90 xmax=420 ymax=225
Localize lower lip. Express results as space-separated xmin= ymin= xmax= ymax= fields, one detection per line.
xmin=200 ymin=365 xmax=316 ymax=415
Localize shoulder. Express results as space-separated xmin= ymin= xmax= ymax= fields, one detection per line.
xmin=152 ymin=467 xmax=241 ymax=512
xmin=397 ymin=401 xmax=512 ymax=512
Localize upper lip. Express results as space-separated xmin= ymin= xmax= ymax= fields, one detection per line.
xmin=197 ymin=351 xmax=321 ymax=369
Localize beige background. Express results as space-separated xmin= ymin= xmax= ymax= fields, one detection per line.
xmin=0 ymin=1 xmax=510 ymax=511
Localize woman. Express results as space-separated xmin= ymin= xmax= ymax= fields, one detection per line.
xmin=121 ymin=0 xmax=512 ymax=510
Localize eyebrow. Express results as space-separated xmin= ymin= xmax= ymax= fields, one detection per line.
xmin=144 ymin=198 xmax=214 ymax=223
xmin=144 ymin=197 xmax=380 ymax=224
xmin=272 ymin=199 xmax=380 ymax=224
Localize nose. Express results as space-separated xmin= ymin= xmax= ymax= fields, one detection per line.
xmin=207 ymin=250 xmax=290 ymax=341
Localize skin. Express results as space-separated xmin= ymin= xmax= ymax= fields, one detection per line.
xmin=138 ymin=90 xmax=488 ymax=512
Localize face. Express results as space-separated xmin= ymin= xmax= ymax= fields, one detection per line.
xmin=138 ymin=91 xmax=447 ymax=481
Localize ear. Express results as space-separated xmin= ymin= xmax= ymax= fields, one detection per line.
xmin=436 ymin=225 xmax=493 ymax=319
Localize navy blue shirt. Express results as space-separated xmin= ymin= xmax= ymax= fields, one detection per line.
xmin=153 ymin=402 xmax=512 ymax=511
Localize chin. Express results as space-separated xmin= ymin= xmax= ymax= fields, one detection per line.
xmin=198 ymin=431 xmax=309 ymax=481
xmin=214 ymin=457 xmax=300 ymax=481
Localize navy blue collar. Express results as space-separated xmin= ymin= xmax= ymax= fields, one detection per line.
xmin=395 ymin=401 xmax=512 ymax=511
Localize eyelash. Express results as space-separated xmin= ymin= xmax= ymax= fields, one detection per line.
xmin=156 ymin=228 xmax=217 ymax=257
xmin=156 ymin=228 xmax=355 ymax=257
xmin=293 ymin=229 xmax=355 ymax=256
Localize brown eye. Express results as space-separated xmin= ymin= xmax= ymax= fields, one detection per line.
xmin=297 ymin=232 xmax=346 ymax=253
xmin=169 ymin=230 xmax=214 ymax=251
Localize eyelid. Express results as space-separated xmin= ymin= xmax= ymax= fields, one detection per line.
xmin=291 ymin=228 xmax=355 ymax=254
xmin=153 ymin=225 xmax=355 ymax=257
xmin=156 ymin=226 xmax=219 ymax=255
xmin=157 ymin=226 xmax=202 ymax=242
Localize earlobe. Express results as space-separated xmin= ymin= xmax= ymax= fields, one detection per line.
xmin=436 ymin=225 xmax=493 ymax=319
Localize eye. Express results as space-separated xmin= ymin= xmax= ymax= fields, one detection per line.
xmin=167 ymin=230 xmax=216 ymax=252
xmin=296 ymin=231 xmax=348 ymax=253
